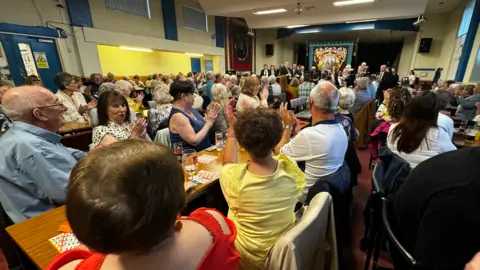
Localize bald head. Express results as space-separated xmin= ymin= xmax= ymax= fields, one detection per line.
xmin=310 ymin=81 xmax=339 ymax=113
xmin=2 ymin=86 xmax=55 ymax=121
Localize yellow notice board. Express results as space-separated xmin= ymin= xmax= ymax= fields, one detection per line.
xmin=33 ymin=52 xmax=49 ymax=69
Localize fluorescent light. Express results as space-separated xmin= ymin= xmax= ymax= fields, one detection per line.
xmin=285 ymin=25 xmax=308 ymax=28
xmin=346 ymin=19 xmax=377 ymax=23
xmin=119 ymin=46 xmax=153 ymax=52
xmin=333 ymin=0 xmax=375 ymax=6
xmin=253 ymin=9 xmax=287 ymax=15
xmin=298 ymin=29 xmax=320 ymax=34
xmin=185 ymin=53 xmax=204 ymax=57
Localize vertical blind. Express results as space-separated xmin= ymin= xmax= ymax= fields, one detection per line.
xmin=182 ymin=5 xmax=208 ymax=32
xmin=106 ymin=0 xmax=151 ymax=19
xmin=458 ymin=0 xmax=474 ymax=37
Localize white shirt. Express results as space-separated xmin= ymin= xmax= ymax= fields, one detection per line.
xmin=55 ymin=91 xmax=89 ymax=123
xmin=281 ymin=120 xmax=348 ymax=201
xmin=408 ymin=75 xmax=416 ymax=85
xmin=387 ymin=123 xmax=456 ymax=169
xmin=437 ymin=113 xmax=454 ymax=139
xmin=236 ymin=93 xmax=267 ymax=112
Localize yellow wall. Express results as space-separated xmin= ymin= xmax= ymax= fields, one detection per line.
xmin=97 ymin=45 xmax=219 ymax=75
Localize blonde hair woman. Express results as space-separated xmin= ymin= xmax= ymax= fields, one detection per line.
xmin=289 ymin=78 xmax=300 ymax=98
xmin=209 ymin=83 xmax=229 ymax=142
xmin=236 ymin=76 xmax=268 ymax=112
xmin=147 ymin=84 xmax=173 ymax=138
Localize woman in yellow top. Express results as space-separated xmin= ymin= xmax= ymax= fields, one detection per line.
xmin=220 ymin=101 xmax=305 ymax=270
xmin=115 ymin=80 xmax=145 ymax=113
xmin=289 ymin=78 xmax=300 ymax=98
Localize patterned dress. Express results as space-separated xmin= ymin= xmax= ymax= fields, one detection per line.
xmin=91 ymin=121 xmax=132 ymax=149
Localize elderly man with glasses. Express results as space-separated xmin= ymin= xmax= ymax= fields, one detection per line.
xmin=0 ymin=86 xmax=85 ymax=223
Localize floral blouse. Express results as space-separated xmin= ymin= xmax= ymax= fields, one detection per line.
xmin=147 ymin=105 xmax=172 ymax=139
xmin=91 ymin=121 xmax=132 ymax=149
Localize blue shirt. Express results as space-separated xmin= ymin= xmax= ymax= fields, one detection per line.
xmin=350 ymin=90 xmax=373 ymax=116
xmin=168 ymin=108 xmax=212 ymax=151
xmin=367 ymin=83 xmax=377 ymax=100
xmin=0 ymin=122 xmax=85 ymax=223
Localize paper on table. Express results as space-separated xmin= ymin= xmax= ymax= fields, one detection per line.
xmin=49 ymin=233 xmax=80 ymax=253
xmin=197 ymin=154 xmax=218 ymax=164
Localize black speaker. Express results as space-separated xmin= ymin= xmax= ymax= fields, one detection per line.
xmin=266 ymin=44 xmax=274 ymax=56
xmin=418 ymin=38 xmax=433 ymax=53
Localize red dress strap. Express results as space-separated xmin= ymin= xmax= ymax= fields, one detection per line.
xmin=183 ymin=207 xmax=240 ymax=270
xmin=45 ymin=249 xmax=106 ymax=270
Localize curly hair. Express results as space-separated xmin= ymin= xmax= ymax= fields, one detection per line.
xmin=387 ymin=86 xmax=412 ymax=121
xmin=234 ymin=107 xmax=283 ymax=158
xmin=290 ymin=78 xmax=300 ymax=87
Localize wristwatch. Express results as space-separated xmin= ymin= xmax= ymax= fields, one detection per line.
xmin=284 ymin=125 xmax=292 ymax=130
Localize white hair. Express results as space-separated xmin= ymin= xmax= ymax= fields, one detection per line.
xmin=338 ymin=87 xmax=356 ymax=110
xmin=230 ymin=75 xmax=238 ymax=83
xmin=251 ymin=74 xmax=257 ymax=78
xmin=268 ymin=75 xmax=277 ymax=84
xmin=211 ymin=83 xmax=228 ymax=107
xmin=223 ymin=74 xmax=231 ymax=80
xmin=2 ymin=86 xmax=52 ymax=121
xmin=114 ymin=80 xmax=132 ymax=94
xmin=99 ymin=82 xmax=115 ymax=96
xmin=356 ymin=77 xmax=369 ymax=90
xmin=310 ymin=81 xmax=339 ymax=112
xmin=260 ymin=76 xmax=269 ymax=85
xmin=206 ymin=71 xmax=214 ymax=81
xmin=152 ymin=84 xmax=173 ymax=104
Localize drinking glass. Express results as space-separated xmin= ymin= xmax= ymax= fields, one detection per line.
xmin=215 ymin=131 xmax=224 ymax=151
xmin=182 ymin=149 xmax=198 ymax=182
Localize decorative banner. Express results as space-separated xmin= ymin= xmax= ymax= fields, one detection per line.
xmin=308 ymin=42 xmax=354 ymax=71
xmin=227 ymin=20 xmax=253 ymax=71
xmin=33 ymin=52 xmax=49 ymax=69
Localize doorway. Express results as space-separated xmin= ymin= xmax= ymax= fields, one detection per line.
xmin=190 ymin=58 xmax=201 ymax=73
xmin=0 ymin=34 xmax=62 ymax=92
xmin=204 ymin=60 xmax=214 ymax=72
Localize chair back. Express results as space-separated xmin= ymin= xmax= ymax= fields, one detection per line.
xmin=264 ymin=192 xmax=339 ymax=270
xmin=154 ymin=128 xmax=171 ymax=146
xmin=289 ymin=97 xmax=308 ymax=113
xmin=382 ymin=198 xmax=423 ymax=270
xmin=61 ymin=131 xmax=92 ymax=152
xmin=354 ymin=101 xmax=376 ymax=148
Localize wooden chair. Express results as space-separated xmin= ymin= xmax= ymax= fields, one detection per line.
xmin=61 ymin=131 xmax=92 ymax=152
xmin=354 ymin=101 xmax=376 ymax=148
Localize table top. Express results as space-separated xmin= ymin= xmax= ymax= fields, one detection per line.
xmin=59 ymin=121 xmax=92 ymax=135
xmin=452 ymin=131 xmax=480 ymax=148
xmin=6 ymin=148 xmax=249 ymax=269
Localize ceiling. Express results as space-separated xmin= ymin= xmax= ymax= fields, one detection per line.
xmin=199 ymin=0 xmax=464 ymax=29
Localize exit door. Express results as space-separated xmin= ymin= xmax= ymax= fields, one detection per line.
xmin=0 ymin=34 xmax=62 ymax=92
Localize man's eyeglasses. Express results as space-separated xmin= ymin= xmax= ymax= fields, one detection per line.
xmin=36 ymin=102 xmax=66 ymax=109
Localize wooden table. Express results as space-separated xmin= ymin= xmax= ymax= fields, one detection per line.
xmin=6 ymin=148 xmax=249 ymax=269
xmin=59 ymin=121 xmax=92 ymax=135
xmin=452 ymin=131 xmax=480 ymax=148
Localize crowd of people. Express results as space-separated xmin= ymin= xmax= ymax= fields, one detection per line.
xmin=0 ymin=58 xmax=479 ymax=270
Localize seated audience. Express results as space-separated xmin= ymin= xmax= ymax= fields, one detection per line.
xmin=133 ymin=75 xmax=145 ymax=88
xmin=185 ymin=78 xmax=204 ymax=110
xmin=88 ymin=73 xmax=103 ymax=99
xmin=90 ymin=83 xmax=136 ymax=127
xmin=104 ymin=72 xmax=115 ymax=83
xmin=276 ymin=81 xmax=348 ymax=202
xmin=260 ymin=76 xmax=272 ymax=98
xmin=54 ymin=72 xmax=95 ymax=123
xmin=375 ymin=89 xmax=392 ymax=122
xmin=351 ymin=77 xmax=373 ymax=116
xmin=0 ymin=80 xmax=13 ymax=131
xmin=91 ymin=91 xmax=147 ymax=148
xmin=115 ymin=80 xmax=145 ymax=113
xmin=269 ymin=75 xmax=281 ymax=95
xmin=387 ymin=86 xmax=412 ymax=123
xmin=0 ymin=86 xmax=84 ymax=223
xmin=400 ymin=77 xmax=414 ymax=96
xmin=222 ymin=74 xmax=231 ymax=86
xmin=169 ymin=81 xmax=219 ymax=151
xmin=228 ymin=75 xmax=240 ymax=98
xmin=209 ymin=83 xmax=229 ymax=142
xmin=279 ymin=75 xmax=294 ymax=101
xmin=236 ymin=76 xmax=268 ymax=112
xmin=289 ymin=78 xmax=300 ymax=98
xmin=336 ymin=87 xmax=358 ymax=141
xmin=145 ymin=75 xmax=153 ymax=88
xmin=457 ymin=84 xmax=480 ymax=120
xmin=147 ymin=84 xmax=173 ymax=139
xmin=24 ymin=75 xmax=42 ymax=86
xmin=367 ymin=74 xmax=378 ymax=100
xmin=435 ymin=89 xmax=454 ymax=139
xmin=47 ymin=140 xmax=239 ymax=270
xmin=221 ymin=104 xmax=305 ymax=269
xmin=387 ymin=91 xmax=456 ymax=168
xmin=298 ymin=74 xmax=314 ymax=99
xmin=393 ymin=147 xmax=480 ymax=270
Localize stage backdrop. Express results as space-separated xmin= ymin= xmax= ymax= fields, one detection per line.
xmin=227 ymin=20 xmax=253 ymax=71
xmin=308 ymin=41 xmax=354 ymax=71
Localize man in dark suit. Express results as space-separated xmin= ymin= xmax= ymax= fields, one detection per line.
xmin=260 ymin=64 xmax=271 ymax=77
xmin=310 ymin=66 xmax=320 ymax=84
xmin=377 ymin=64 xmax=387 ymax=82
xmin=279 ymin=61 xmax=293 ymax=82
xmin=377 ymin=66 xmax=397 ymax=103
xmin=295 ymin=65 xmax=305 ymax=78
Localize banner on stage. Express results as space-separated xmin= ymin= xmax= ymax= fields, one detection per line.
xmin=308 ymin=42 xmax=354 ymax=71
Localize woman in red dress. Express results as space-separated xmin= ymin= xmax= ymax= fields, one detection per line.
xmin=46 ymin=139 xmax=239 ymax=270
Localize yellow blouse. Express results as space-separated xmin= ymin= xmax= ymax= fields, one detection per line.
xmin=289 ymin=86 xmax=299 ymax=98
xmin=126 ymin=96 xmax=145 ymax=113
xmin=219 ymin=154 xmax=306 ymax=269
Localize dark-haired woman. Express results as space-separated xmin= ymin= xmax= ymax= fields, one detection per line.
xmin=46 ymin=139 xmax=239 ymax=270
xmin=220 ymin=101 xmax=305 ymax=269
xmin=54 ymin=72 xmax=95 ymax=123
xmin=387 ymin=91 xmax=456 ymax=168
xmin=91 ymin=91 xmax=147 ymax=148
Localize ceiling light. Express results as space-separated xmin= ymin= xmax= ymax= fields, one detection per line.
xmin=346 ymin=19 xmax=377 ymax=23
xmin=285 ymin=25 xmax=308 ymax=28
xmin=253 ymin=9 xmax=287 ymax=15
xmin=185 ymin=53 xmax=204 ymax=57
xmin=333 ymin=0 xmax=375 ymax=7
xmin=119 ymin=46 xmax=153 ymax=52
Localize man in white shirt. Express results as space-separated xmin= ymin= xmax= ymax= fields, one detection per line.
xmin=435 ymin=89 xmax=454 ymax=139
xmin=275 ymin=81 xmax=348 ymax=202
